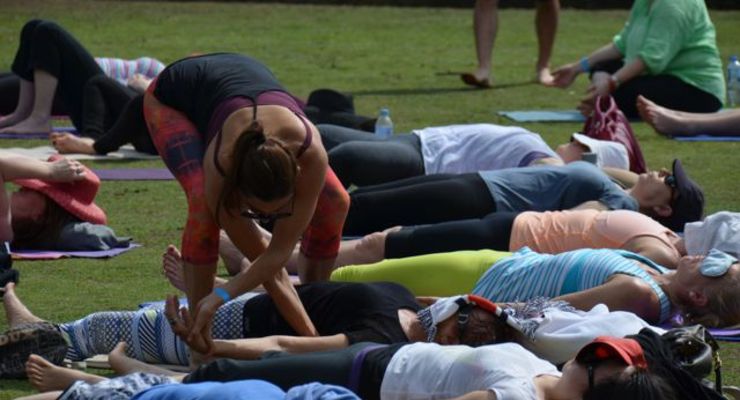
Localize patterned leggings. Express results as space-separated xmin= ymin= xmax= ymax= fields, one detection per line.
xmin=58 ymin=293 xmax=258 ymax=366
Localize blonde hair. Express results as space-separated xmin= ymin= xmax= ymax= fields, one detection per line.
xmin=684 ymin=263 xmax=740 ymax=328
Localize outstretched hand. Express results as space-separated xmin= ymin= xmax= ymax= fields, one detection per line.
xmin=47 ymin=156 xmax=86 ymax=182
xmin=550 ymin=63 xmax=580 ymax=88
xmin=164 ymin=294 xmax=211 ymax=354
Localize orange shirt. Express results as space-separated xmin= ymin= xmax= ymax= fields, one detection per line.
xmin=510 ymin=209 xmax=681 ymax=257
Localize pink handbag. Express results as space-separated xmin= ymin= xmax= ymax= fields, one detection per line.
xmin=583 ymin=95 xmax=647 ymax=173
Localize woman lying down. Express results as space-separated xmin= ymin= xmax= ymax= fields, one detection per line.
xmin=18 ymin=327 xmax=723 ymax=400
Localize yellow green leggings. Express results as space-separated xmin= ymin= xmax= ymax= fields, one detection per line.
xmin=330 ymin=249 xmax=512 ymax=296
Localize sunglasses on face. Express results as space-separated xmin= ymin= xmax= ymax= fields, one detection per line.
xmin=664 ymin=174 xmax=677 ymax=189
xmin=240 ymin=197 xmax=294 ymax=223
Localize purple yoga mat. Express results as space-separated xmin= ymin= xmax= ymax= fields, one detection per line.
xmin=0 ymin=126 xmax=76 ymax=139
xmin=92 ymin=168 xmax=174 ymax=181
xmin=12 ymin=243 xmax=140 ymax=260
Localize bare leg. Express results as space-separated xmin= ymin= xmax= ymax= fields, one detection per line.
xmin=636 ymin=95 xmax=740 ymax=137
xmin=0 ymin=70 xmax=56 ymax=134
xmin=3 ymin=282 xmax=44 ymax=328
xmin=219 ymin=230 xmax=254 ymax=276
xmin=334 ymin=226 xmax=402 ymax=268
xmin=26 ymin=354 xmax=106 ymax=392
xmin=108 ymin=342 xmax=185 ymax=379
xmin=0 ymin=79 xmax=34 ymax=128
xmin=50 ymin=132 xmax=96 ymax=154
xmin=468 ymin=0 xmax=498 ymax=85
xmin=534 ymin=0 xmax=559 ymax=85
xmin=16 ymin=392 xmax=63 ymax=400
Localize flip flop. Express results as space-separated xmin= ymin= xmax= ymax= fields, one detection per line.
xmin=460 ymin=73 xmax=492 ymax=89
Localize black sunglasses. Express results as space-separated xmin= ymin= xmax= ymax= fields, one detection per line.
xmin=664 ymin=174 xmax=677 ymax=189
xmin=240 ymin=197 xmax=294 ymax=223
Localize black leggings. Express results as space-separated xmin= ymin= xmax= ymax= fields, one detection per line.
xmin=385 ymin=211 xmax=519 ymax=258
xmin=344 ymin=173 xmax=496 ymax=236
xmin=0 ymin=72 xmax=67 ymax=115
xmin=318 ymin=124 xmax=424 ymax=187
xmin=184 ymin=342 xmax=400 ymax=400
xmin=591 ymin=60 xmax=722 ymax=119
xmin=11 ymin=19 xmax=103 ymax=129
xmin=82 ymin=76 xmax=157 ymax=155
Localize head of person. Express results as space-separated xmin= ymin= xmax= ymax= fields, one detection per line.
xmin=10 ymin=158 xmax=106 ymax=249
xmin=630 ymin=159 xmax=704 ymax=232
xmin=668 ymin=249 xmax=740 ymax=328
xmin=417 ymin=295 xmax=511 ymax=346
xmin=555 ymin=134 xmax=629 ymax=169
xmin=219 ymin=121 xmax=298 ymax=223
xmin=558 ymin=336 xmax=676 ymax=400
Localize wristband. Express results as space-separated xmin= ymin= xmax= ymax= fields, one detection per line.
xmin=213 ymin=287 xmax=231 ymax=303
xmin=579 ymin=57 xmax=590 ymax=73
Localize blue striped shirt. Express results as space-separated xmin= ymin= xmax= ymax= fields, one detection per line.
xmin=95 ymin=57 xmax=165 ymax=85
xmin=472 ymin=247 xmax=673 ymax=322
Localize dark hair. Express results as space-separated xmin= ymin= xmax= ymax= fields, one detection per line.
xmin=583 ymin=369 xmax=677 ymax=400
xmin=459 ymin=306 xmax=512 ymax=347
xmin=11 ymin=192 xmax=76 ymax=250
xmin=217 ymin=121 xmax=298 ymax=219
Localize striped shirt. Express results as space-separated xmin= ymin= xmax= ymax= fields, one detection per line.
xmin=95 ymin=57 xmax=165 ymax=85
xmin=472 ymin=247 xmax=673 ymax=323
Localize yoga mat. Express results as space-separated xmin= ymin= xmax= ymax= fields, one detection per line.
xmin=498 ymin=110 xmax=586 ymax=123
xmin=672 ymin=135 xmax=740 ymax=142
xmin=93 ymin=168 xmax=174 ymax=181
xmin=0 ymin=126 xmax=76 ymax=139
xmin=0 ymin=144 xmax=158 ymax=160
xmin=12 ymin=243 xmax=140 ymax=260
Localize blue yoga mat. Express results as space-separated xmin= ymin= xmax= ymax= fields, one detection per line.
xmin=672 ymin=135 xmax=740 ymax=142
xmin=0 ymin=126 xmax=76 ymax=139
xmin=498 ymin=110 xmax=586 ymax=123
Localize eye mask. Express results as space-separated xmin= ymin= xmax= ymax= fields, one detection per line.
xmin=700 ymin=249 xmax=738 ymax=277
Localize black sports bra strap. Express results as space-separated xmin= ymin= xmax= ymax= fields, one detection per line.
xmin=295 ymin=113 xmax=312 ymax=159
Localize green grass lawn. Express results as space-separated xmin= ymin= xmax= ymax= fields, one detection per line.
xmin=0 ymin=1 xmax=739 ymax=398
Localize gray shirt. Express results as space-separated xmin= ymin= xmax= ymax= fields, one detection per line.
xmin=478 ymin=161 xmax=638 ymax=212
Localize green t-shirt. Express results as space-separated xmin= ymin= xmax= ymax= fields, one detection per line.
xmin=613 ymin=0 xmax=726 ymax=105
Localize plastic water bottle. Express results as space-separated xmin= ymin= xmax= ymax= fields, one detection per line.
xmin=374 ymin=108 xmax=394 ymax=138
xmin=727 ymin=55 xmax=740 ymax=107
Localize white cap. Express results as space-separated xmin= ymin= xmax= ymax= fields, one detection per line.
xmin=684 ymin=211 xmax=740 ymax=258
xmin=571 ymin=133 xmax=629 ymax=170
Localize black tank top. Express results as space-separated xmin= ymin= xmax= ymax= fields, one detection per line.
xmin=153 ymin=53 xmax=287 ymax=135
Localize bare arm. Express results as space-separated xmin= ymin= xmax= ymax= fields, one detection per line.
xmin=446 ymin=391 xmax=496 ymax=400
xmin=601 ymin=167 xmax=638 ymax=188
xmin=553 ymin=274 xmax=660 ymax=323
xmin=212 ymin=334 xmax=349 ymax=359
xmin=552 ymin=43 xmax=623 ymax=88
xmin=570 ymin=200 xmax=608 ymax=211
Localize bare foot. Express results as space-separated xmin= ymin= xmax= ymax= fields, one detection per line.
xmin=0 ymin=112 xmax=29 ymax=129
xmin=26 ymin=354 xmax=104 ymax=392
xmin=162 ymin=245 xmax=187 ymax=292
xmin=351 ymin=226 xmax=402 ymax=265
xmin=0 ymin=115 xmax=51 ymax=134
xmin=109 ymin=342 xmax=185 ymax=378
xmin=636 ymin=95 xmax=690 ymax=136
xmin=3 ymin=282 xmax=45 ymax=328
xmin=537 ymin=66 xmax=555 ymax=86
xmin=50 ymin=132 xmax=96 ymax=154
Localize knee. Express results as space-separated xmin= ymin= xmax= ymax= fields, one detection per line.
xmin=20 ymin=19 xmax=45 ymax=39
xmin=32 ymin=20 xmax=64 ymax=42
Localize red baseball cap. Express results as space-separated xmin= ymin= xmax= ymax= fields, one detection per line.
xmin=13 ymin=156 xmax=107 ymax=225
xmin=576 ymin=336 xmax=648 ymax=369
